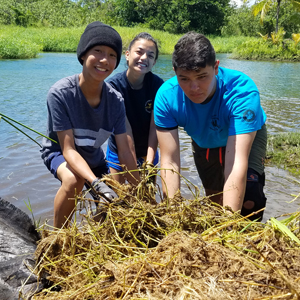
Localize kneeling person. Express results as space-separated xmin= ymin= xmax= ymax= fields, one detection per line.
xmin=154 ymin=32 xmax=267 ymax=221
xmin=41 ymin=22 xmax=139 ymax=228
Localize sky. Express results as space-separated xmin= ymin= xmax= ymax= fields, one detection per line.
xmin=230 ymin=0 xmax=256 ymax=7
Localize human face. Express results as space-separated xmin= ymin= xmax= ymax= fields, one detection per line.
xmin=81 ymin=45 xmax=117 ymax=82
xmin=125 ymin=39 xmax=157 ymax=75
xmin=176 ymin=61 xmax=219 ymax=104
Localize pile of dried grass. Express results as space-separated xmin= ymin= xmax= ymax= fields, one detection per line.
xmin=29 ymin=168 xmax=300 ymax=299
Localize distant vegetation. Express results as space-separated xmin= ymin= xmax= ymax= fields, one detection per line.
xmin=0 ymin=26 xmax=256 ymax=59
xmin=0 ymin=0 xmax=299 ymax=60
xmin=0 ymin=26 xmax=182 ymax=59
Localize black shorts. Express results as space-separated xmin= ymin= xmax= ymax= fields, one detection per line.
xmin=242 ymin=169 xmax=267 ymax=221
xmin=192 ymin=140 xmax=267 ymax=221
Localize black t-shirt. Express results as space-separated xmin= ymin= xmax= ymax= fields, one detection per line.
xmin=107 ymin=70 xmax=164 ymax=158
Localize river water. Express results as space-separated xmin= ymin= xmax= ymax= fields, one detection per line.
xmin=1 ymin=53 xmax=300 ymax=224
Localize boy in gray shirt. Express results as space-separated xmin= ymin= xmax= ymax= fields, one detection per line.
xmin=41 ymin=22 xmax=139 ymax=228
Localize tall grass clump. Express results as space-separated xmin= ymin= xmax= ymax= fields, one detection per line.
xmin=0 ymin=26 xmax=41 ymax=59
xmin=232 ymin=38 xmax=300 ymax=61
xmin=209 ymin=35 xmax=256 ymax=53
xmin=267 ymin=132 xmax=300 ymax=175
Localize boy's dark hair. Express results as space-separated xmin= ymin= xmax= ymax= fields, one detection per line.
xmin=172 ymin=32 xmax=216 ymax=71
xmin=128 ymin=32 xmax=159 ymax=60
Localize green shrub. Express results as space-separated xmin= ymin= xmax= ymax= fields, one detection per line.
xmin=210 ymin=36 xmax=256 ymax=53
xmin=0 ymin=36 xmax=41 ymax=59
xmin=267 ymin=132 xmax=300 ymax=175
xmin=232 ymin=38 xmax=300 ymax=61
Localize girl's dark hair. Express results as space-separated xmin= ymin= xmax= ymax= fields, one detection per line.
xmin=128 ymin=32 xmax=159 ymax=60
xmin=172 ymin=32 xmax=216 ymax=71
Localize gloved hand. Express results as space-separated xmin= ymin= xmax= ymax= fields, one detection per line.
xmin=91 ymin=178 xmax=117 ymax=202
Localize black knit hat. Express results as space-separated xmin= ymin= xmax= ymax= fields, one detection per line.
xmin=77 ymin=21 xmax=122 ymax=68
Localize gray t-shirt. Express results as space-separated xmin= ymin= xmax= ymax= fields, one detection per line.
xmin=41 ymin=74 xmax=126 ymax=169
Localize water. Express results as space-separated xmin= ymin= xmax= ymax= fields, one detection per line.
xmin=1 ymin=53 xmax=300 ymax=223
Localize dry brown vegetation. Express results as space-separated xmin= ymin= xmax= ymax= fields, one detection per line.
xmin=27 ymin=168 xmax=300 ymax=300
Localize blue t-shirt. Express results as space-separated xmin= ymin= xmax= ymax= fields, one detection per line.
xmin=41 ymin=74 xmax=126 ymax=169
xmin=107 ymin=70 xmax=164 ymax=157
xmin=154 ymin=67 xmax=267 ymax=149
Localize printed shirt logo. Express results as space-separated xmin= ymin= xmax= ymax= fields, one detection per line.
xmin=210 ymin=116 xmax=221 ymax=132
xmin=243 ymin=109 xmax=256 ymax=122
xmin=145 ymin=100 xmax=153 ymax=113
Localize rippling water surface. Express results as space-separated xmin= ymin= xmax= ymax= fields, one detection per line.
xmin=1 ymin=53 xmax=300 ymax=223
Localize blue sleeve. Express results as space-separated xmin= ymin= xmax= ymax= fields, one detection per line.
xmin=226 ymin=79 xmax=266 ymax=136
xmin=154 ymin=84 xmax=179 ymax=130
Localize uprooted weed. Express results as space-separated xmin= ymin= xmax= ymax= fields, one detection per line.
xmin=29 ymin=168 xmax=300 ymax=299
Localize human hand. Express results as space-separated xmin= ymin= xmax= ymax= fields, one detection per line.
xmin=91 ymin=178 xmax=118 ymax=201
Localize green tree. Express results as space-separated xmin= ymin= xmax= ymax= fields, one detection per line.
xmin=105 ymin=0 xmax=142 ymax=26
xmin=222 ymin=4 xmax=263 ymax=36
xmin=106 ymin=0 xmax=230 ymax=35
xmin=251 ymin=0 xmax=300 ymax=33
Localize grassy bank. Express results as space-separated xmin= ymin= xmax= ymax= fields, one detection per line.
xmin=232 ymin=39 xmax=300 ymax=61
xmin=0 ymin=25 xmax=180 ymax=59
xmin=0 ymin=25 xmax=256 ymax=59
xmin=1 ymin=25 xmax=299 ymax=60
xmin=267 ymin=132 xmax=300 ymax=175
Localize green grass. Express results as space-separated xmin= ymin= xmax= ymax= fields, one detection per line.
xmin=0 ymin=25 xmax=182 ymax=59
xmin=267 ymin=132 xmax=300 ymax=175
xmin=232 ymin=38 xmax=300 ymax=61
xmin=209 ymin=35 xmax=256 ymax=53
xmin=0 ymin=25 xmax=261 ymax=60
xmin=1 ymin=25 xmax=299 ymax=61
xmin=0 ymin=26 xmax=42 ymax=59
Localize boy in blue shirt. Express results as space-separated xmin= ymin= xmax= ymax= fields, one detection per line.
xmin=154 ymin=32 xmax=267 ymax=221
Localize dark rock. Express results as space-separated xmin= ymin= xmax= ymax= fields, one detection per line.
xmin=0 ymin=198 xmax=43 ymax=299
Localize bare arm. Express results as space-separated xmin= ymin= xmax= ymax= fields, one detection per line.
xmin=157 ymin=128 xmax=180 ymax=198
xmin=115 ymin=132 xmax=140 ymax=184
xmin=57 ymin=129 xmax=96 ymax=183
xmin=146 ymin=112 xmax=158 ymax=164
xmin=223 ymin=131 xmax=256 ymax=211
xmin=125 ymin=116 xmax=137 ymax=162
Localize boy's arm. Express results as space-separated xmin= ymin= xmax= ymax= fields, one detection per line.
xmin=157 ymin=128 xmax=181 ymax=198
xmin=115 ymin=132 xmax=140 ymax=184
xmin=57 ymin=129 xmax=97 ymax=183
xmin=125 ymin=116 xmax=137 ymax=163
xmin=223 ymin=131 xmax=256 ymax=211
xmin=146 ymin=112 xmax=158 ymax=164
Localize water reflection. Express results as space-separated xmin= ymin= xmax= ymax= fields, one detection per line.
xmin=0 ymin=53 xmax=300 ymax=223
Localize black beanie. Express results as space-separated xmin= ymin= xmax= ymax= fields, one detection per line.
xmin=77 ymin=21 xmax=122 ymax=69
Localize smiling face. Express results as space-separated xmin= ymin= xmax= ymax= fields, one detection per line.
xmin=125 ymin=38 xmax=157 ymax=75
xmin=176 ymin=61 xmax=219 ymax=104
xmin=81 ymin=45 xmax=117 ymax=82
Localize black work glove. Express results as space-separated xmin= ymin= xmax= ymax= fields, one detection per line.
xmin=91 ymin=178 xmax=117 ymax=202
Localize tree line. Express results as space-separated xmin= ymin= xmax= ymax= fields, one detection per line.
xmin=0 ymin=0 xmax=299 ymax=37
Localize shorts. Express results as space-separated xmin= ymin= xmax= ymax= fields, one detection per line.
xmin=241 ymin=169 xmax=267 ymax=221
xmin=192 ymin=140 xmax=267 ymax=221
xmin=106 ymin=145 xmax=159 ymax=171
xmin=44 ymin=151 xmax=109 ymax=180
